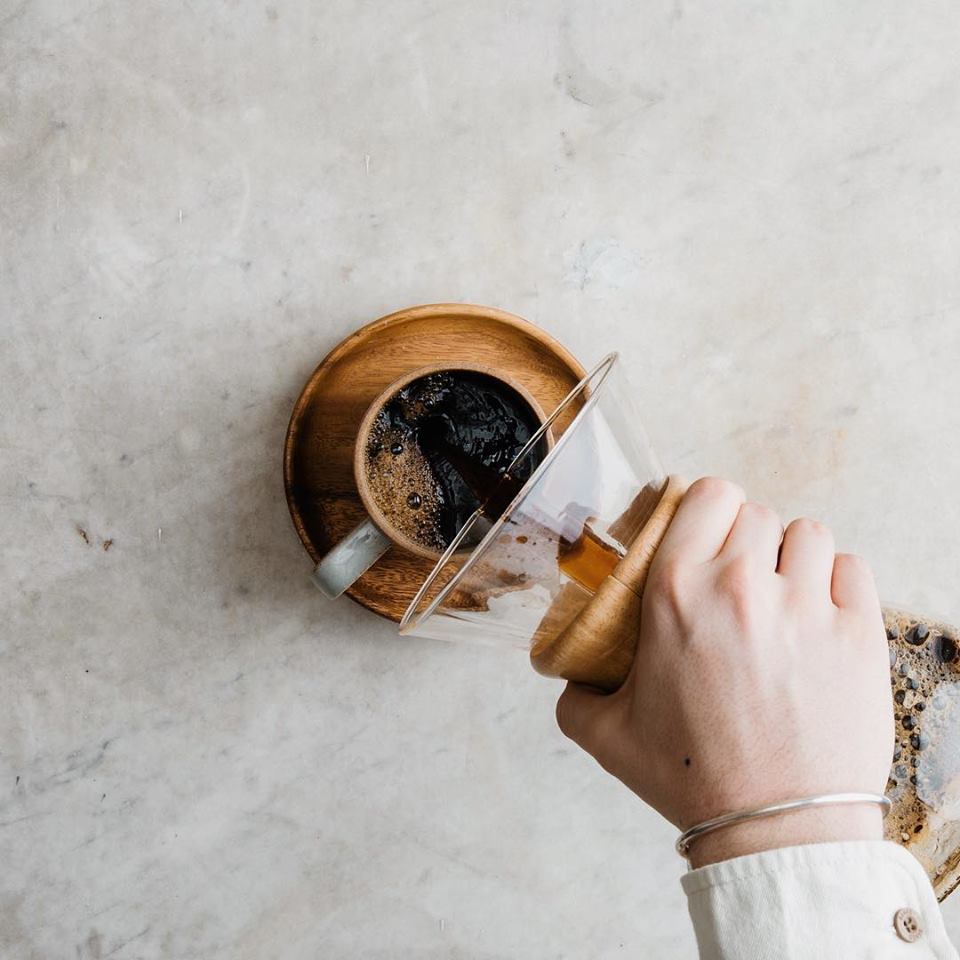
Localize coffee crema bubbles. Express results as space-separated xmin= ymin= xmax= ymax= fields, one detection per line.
xmin=363 ymin=370 xmax=546 ymax=553
xmin=884 ymin=609 xmax=960 ymax=878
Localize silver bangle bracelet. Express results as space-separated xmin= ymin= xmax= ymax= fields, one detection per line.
xmin=676 ymin=792 xmax=892 ymax=859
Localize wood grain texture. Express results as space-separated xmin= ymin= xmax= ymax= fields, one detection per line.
xmin=529 ymin=475 xmax=689 ymax=689
xmin=284 ymin=303 xmax=587 ymax=622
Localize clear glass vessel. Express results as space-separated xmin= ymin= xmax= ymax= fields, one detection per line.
xmin=400 ymin=354 xmax=665 ymax=648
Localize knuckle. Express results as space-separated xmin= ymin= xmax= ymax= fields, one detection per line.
xmin=648 ymin=557 xmax=686 ymax=605
xmin=742 ymin=501 xmax=780 ymax=527
xmin=789 ymin=516 xmax=832 ymax=539
xmin=717 ymin=557 xmax=754 ymax=602
xmin=690 ymin=476 xmax=744 ymax=503
xmin=716 ymin=557 xmax=762 ymax=628
xmin=836 ymin=551 xmax=870 ymax=572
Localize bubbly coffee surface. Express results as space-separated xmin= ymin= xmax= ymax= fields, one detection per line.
xmin=364 ymin=371 xmax=545 ymax=551
xmin=885 ymin=609 xmax=960 ymax=876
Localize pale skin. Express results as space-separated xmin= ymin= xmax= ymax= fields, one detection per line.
xmin=556 ymin=477 xmax=894 ymax=868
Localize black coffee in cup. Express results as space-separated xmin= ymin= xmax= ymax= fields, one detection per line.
xmin=363 ymin=370 xmax=546 ymax=552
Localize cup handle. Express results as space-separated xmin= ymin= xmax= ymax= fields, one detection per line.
xmin=311 ymin=519 xmax=392 ymax=599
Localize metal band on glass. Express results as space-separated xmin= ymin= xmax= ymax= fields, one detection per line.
xmin=675 ymin=792 xmax=892 ymax=859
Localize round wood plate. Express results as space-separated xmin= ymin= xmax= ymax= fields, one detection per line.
xmin=283 ymin=303 xmax=588 ymax=622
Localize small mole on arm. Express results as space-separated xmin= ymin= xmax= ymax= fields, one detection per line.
xmin=684 ymin=757 xmax=691 ymax=767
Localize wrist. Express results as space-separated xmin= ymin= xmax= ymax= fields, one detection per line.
xmin=687 ymin=803 xmax=884 ymax=868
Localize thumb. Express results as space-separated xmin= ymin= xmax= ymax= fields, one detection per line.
xmin=555 ymin=681 xmax=618 ymax=755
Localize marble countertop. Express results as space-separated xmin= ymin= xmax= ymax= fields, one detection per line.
xmin=4 ymin=0 xmax=960 ymax=956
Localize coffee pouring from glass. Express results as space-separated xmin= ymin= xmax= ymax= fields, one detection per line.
xmin=396 ymin=353 xmax=960 ymax=900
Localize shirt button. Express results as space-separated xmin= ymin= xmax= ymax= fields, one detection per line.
xmin=894 ymin=907 xmax=923 ymax=943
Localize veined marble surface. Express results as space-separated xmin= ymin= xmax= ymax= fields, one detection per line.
xmin=3 ymin=0 xmax=960 ymax=956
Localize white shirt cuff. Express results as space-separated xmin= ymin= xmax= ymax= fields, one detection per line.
xmin=682 ymin=841 xmax=958 ymax=959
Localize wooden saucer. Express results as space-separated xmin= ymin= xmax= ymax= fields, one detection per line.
xmin=283 ymin=303 xmax=587 ymax=622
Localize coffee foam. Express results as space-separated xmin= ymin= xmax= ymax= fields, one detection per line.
xmin=915 ymin=681 xmax=960 ymax=820
xmin=364 ymin=415 xmax=445 ymax=552
xmin=884 ymin=610 xmax=960 ymax=864
xmin=361 ymin=370 xmax=544 ymax=555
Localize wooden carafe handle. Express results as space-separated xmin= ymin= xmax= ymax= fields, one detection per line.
xmin=529 ymin=475 xmax=689 ymax=690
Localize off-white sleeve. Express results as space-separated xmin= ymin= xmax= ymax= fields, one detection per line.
xmin=682 ymin=841 xmax=958 ymax=959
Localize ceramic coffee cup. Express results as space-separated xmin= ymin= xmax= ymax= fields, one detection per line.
xmin=311 ymin=363 xmax=548 ymax=598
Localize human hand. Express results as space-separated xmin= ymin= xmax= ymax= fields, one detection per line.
xmin=555 ymin=477 xmax=893 ymax=867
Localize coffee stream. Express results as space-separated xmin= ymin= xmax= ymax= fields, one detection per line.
xmin=365 ymin=371 xmax=547 ymax=552
xmin=557 ymin=525 xmax=623 ymax=592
